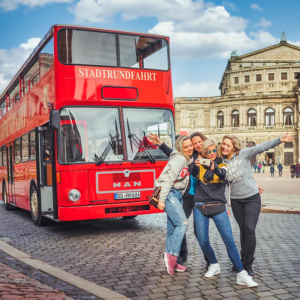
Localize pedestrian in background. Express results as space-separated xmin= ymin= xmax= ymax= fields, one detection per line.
xmin=295 ymin=163 xmax=300 ymax=178
xmin=258 ymin=163 xmax=262 ymax=173
xmin=262 ymin=165 xmax=265 ymax=173
xmin=277 ymin=163 xmax=283 ymax=177
xmin=155 ymin=135 xmax=193 ymax=276
xmin=219 ymin=133 xmax=294 ymax=276
xmin=270 ymin=165 xmax=275 ymax=177
xmin=253 ymin=163 xmax=257 ymax=173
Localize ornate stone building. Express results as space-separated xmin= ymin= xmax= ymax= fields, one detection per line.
xmin=175 ymin=37 xmax=300 ymax=165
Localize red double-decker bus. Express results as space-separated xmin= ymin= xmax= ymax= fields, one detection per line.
xmin=0 ymin=25 xmax=175 ymax=225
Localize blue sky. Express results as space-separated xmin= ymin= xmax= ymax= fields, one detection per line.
xmin=1 ymin=0 xmax=300 ymax=97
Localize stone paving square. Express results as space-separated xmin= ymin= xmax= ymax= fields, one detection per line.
xmin=0 ymin=199 xmax=300 ymax=300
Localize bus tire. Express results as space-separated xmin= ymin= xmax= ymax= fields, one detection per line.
xmin=3 ymin=184 xmax=13 ymax=211
xmin=30 ymin=185 xmax=49 ymax=226
xmin=122 ymin=216 xmax=137 ymax=219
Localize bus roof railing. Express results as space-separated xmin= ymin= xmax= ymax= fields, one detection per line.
xmin=51 ymin=24 xmax=170 ymax=39
xmin=0 ymin=27 xmax=53 ymax=101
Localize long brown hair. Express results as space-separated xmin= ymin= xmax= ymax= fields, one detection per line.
xmin=218 ymin=135 xmax=242 ymax=158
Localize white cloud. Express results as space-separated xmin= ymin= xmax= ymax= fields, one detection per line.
xmin=222 ymin=1 xmax=237 ymax=11
xmin=0 ymin=0 xmax=72 ymax=11
xmin=173 ymin=81 xmax=220 ymax=97
xmin=69 ymin=0 xmax=247 ymax=33
xmin=67 ymin=0 xmax=288 ymax=60
xmin=250 ymin=3 xmax=263 ymax=11
xmin=254 ymin=17 xmax=272 ymax=28
xmin=0 ymin=38 xmax=41 ymax=95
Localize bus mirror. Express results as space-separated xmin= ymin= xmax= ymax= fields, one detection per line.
xmin=50 ymin=110 xmax=60 ymax=130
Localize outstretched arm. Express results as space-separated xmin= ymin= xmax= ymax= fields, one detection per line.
xmin=243 ymin=133 xmax=294 ymax=159
xmin=148 ymin=133 xmax=173 ymax=158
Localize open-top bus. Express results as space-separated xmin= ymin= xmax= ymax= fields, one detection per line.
xmin=0 ymin=24 xmax=175 ymax=225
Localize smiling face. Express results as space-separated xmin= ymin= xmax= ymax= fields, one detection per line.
xmin=182 ymin=139 xmax=194 ymax=157
xmin=205 ymin=144 xmax=217 ymax=160
xmin=191 ymin=136 xmax=204 ymax=153
xmin=221 ymin=138 xmax=235 ymax=159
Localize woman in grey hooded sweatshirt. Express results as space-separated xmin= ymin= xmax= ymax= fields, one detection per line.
xmin=220 ymin=133 xmax=294 ymax=276
xmin=156 ymin=135 xmax=193 ymax=276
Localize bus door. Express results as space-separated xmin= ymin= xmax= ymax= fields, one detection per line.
xmin=36 ymin=126 xmax=57 ymax=219
xmin=6 ymin=142 xmax=16 ymax=206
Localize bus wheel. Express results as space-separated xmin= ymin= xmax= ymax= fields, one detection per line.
xmin=30 ymin=186 xmax=49 ymax=226
xmin=122 ymin=216 xmax=137 ymax=219
xmin=3 ymin=185 xmax=13 ymax=211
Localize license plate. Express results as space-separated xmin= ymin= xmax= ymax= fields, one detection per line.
xmin=114 ymin=192 xmax=141 ymax=200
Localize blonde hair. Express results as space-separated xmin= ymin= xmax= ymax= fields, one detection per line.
xmin=218 ymin=135 xmax=242 ymax=158
xmin=201 ymin=139 xmax=218 ymax=157
xmin=175 ymin=135 xmax=192 ymax=161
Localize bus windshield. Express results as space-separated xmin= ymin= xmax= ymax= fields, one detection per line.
xmin=59 ymin=107 xmax=124 ymax=164
xmin=123 ymin=108 xmax=174 ymax=161
xmin=58 ymin=29 xmax=169 ymax=70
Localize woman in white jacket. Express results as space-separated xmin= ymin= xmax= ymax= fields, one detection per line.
xmin=156 ymin=135 xmax=193 ymax=275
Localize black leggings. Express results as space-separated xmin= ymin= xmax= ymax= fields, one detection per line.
xmin=179 ymin=194 xmax=196 ymax=256
xmin=231 ymin=193 xmax=261 ymax=258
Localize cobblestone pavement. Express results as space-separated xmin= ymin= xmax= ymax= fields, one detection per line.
xmin=0 ymin=248 xmax=102 ymax=299
xmin=253 ymin=169 xmax=300 ymax=208
xmin=1 ymin=201 xmax=300 ymax=300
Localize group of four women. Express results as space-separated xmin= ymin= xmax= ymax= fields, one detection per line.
xmin=148 ymin=131 xmax=294 ymax=288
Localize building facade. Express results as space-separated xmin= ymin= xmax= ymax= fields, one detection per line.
xmin=175 ymin=39 xmax=300 ymax=165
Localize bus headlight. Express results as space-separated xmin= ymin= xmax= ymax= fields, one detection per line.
xmin=68 ymin=189 xmax=81 ymax=202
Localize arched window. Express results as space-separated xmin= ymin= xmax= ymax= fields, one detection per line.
xmin=247 ymin=109 xmax=257 ymax=126
xmin=283 ymin=107 xmax=294 ymax=125
xmin=217 ymin=111 xmax=224 ymax=128
xmin=265 ymin=108 xmax=275 ymax=126
xmin=232 ymin=110 xmax=239 ymax=127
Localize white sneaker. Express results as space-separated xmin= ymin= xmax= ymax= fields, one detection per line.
xmin=205 ymin=263 xmax=220 ymax=278
xmin=237 ymin=270 xmax=258 ymax=287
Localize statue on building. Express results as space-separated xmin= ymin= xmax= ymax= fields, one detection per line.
xmin=280 ymin=31 xmax=287 ymax=43
xmin=230 ymin=50 xmax=238 ymax=58
xmin=189 ymin=114 xmax=196 ymax=129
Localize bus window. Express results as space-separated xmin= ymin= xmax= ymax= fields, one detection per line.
xmin=119 ymin=35 xmax=169 ymax=70
xmin=59 ymin=107 xmax=124 ymax=164
xmin=123 ymin=108 xmax=174 ymax=161
xmin=14 ymin=138 xmax=21 ymax=164
xmin=22 ymin=134 xmax=29 ymax=162
xmin=42 ymin=131 xmax=52 ymax=186
xmin=58 ymin=29 xmax=117 ymax=67
xmin=29 ymin=131 xmax=36 ymax=160
xmin=3 ymin=146 xmax=6 ymax=166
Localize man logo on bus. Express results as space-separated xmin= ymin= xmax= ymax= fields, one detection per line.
xmin=124 ymin=170 xmax=130 ymax=178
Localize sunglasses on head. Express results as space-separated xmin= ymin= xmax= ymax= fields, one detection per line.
xmin=206 ymin=148 xmax=217 ymax=155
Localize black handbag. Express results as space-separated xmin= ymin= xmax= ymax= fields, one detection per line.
xmin=196 ymin=202 xmax=226 ymax=217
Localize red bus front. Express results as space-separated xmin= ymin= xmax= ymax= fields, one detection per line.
xmin=51 ymin=26 xmax=174 ymax=221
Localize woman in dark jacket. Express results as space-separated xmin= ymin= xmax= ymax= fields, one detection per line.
xmin=193 ymin=139 xmax=258 ymax=287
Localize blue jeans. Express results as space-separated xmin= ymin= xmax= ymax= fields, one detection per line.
xmin=164 ymin=188 xmax=189 ymax=256
xmin=194 ymin=202 xmax=243 ymax=272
